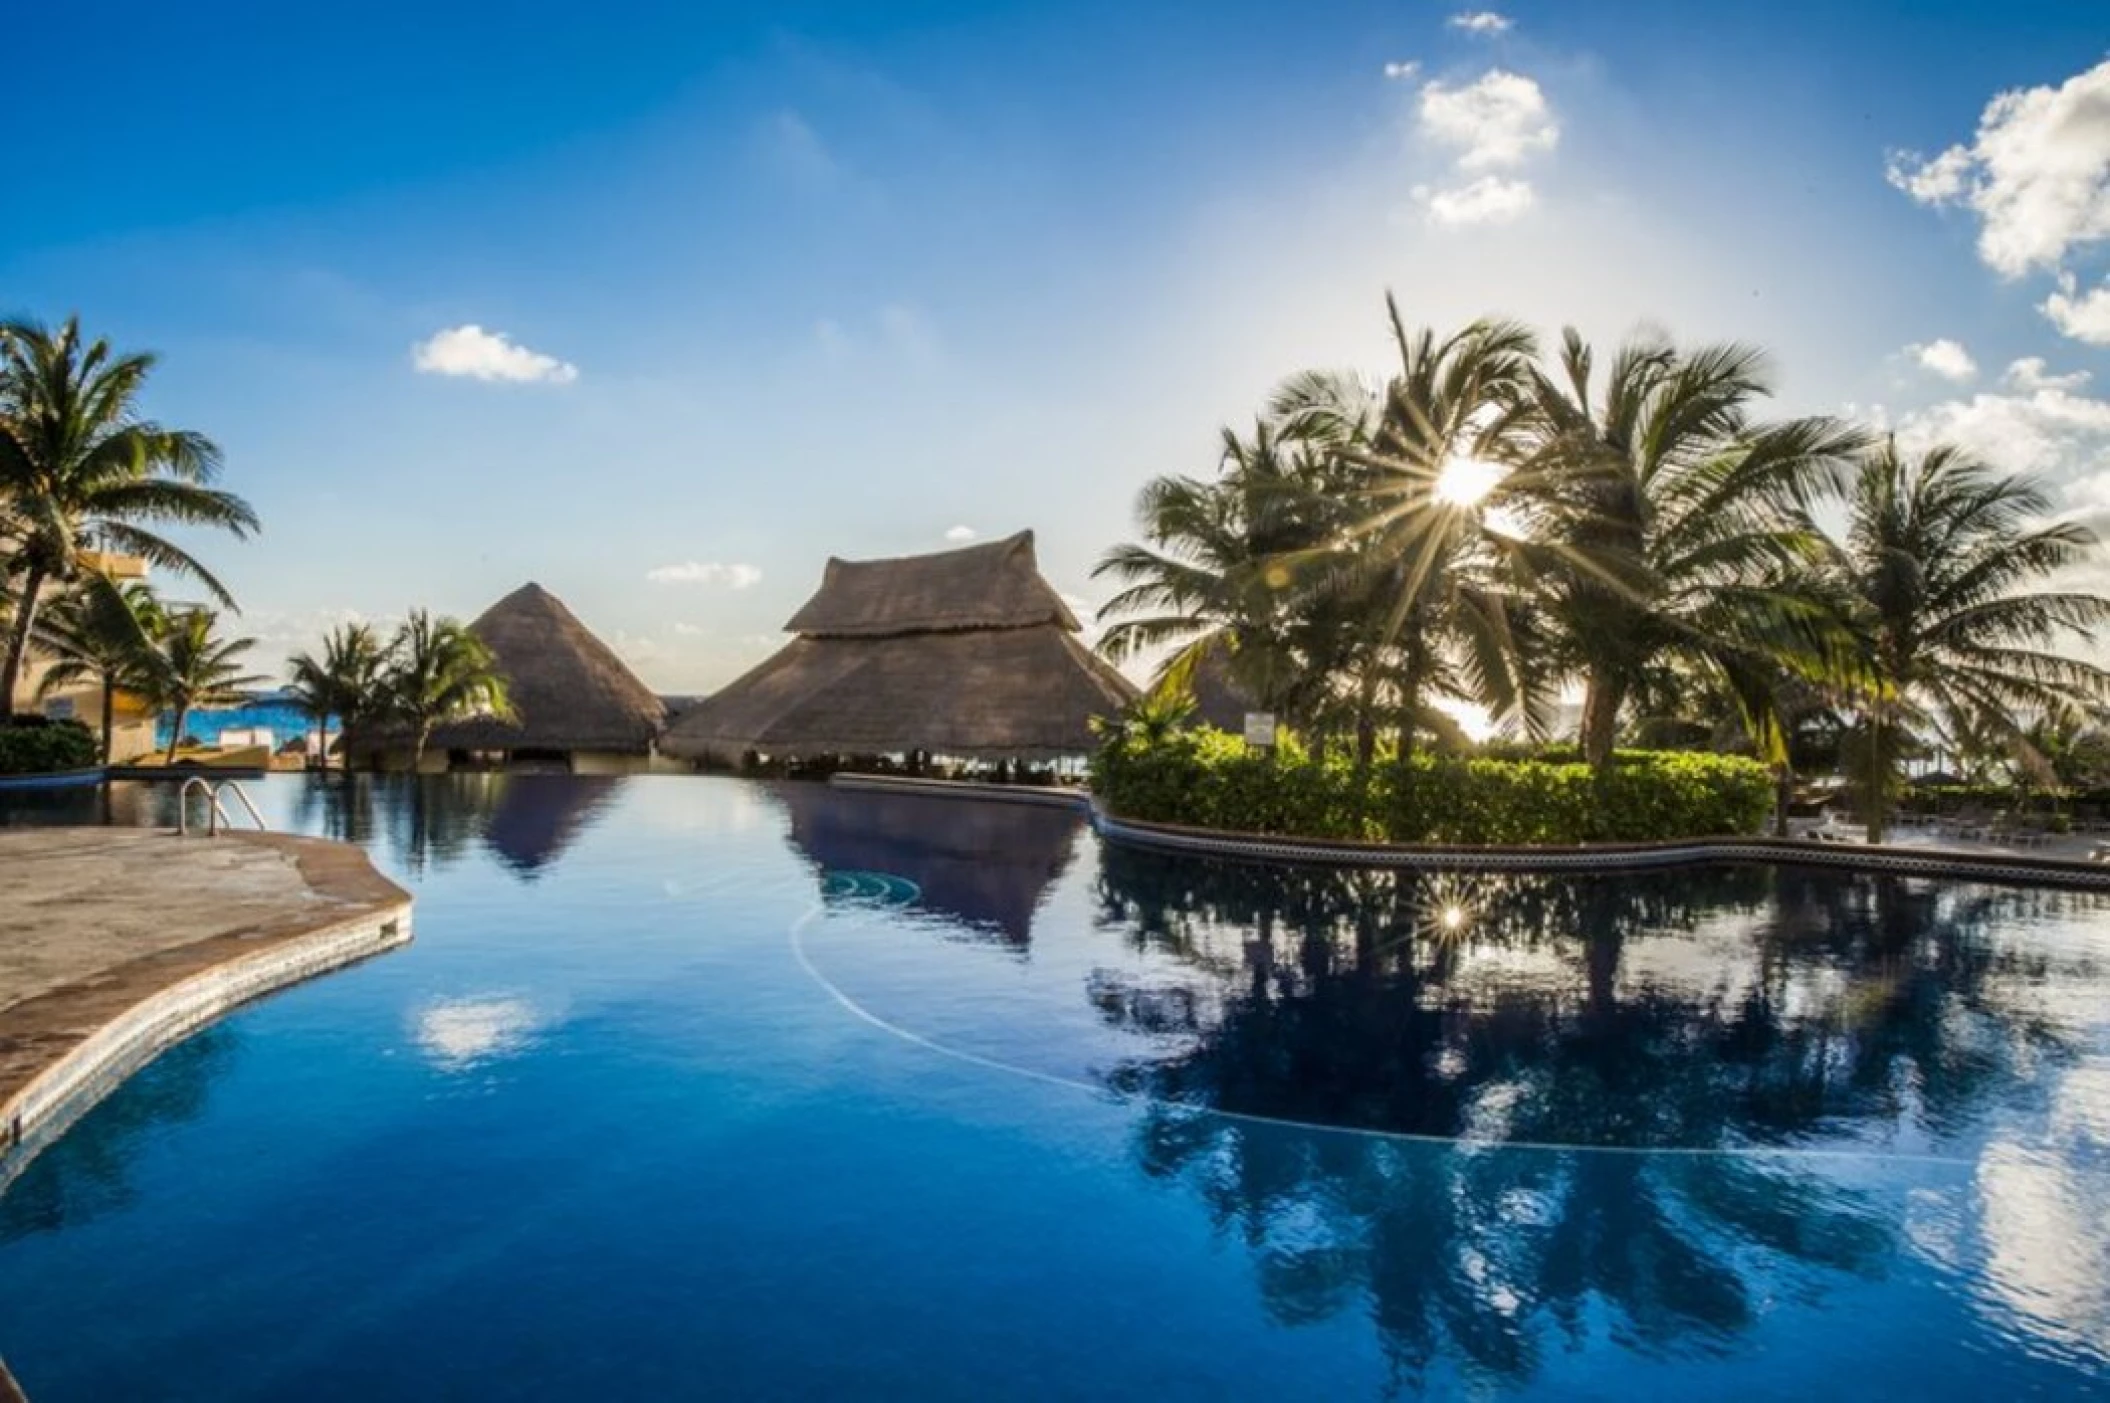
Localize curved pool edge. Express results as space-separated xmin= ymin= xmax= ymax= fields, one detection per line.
xmin=827 ymin=773 xmax=2110 ymax=890
xmin=0 ymin=834 xmax=413 ymax=1191
xmin=0 ymin=832 xmax=412 ymax=1403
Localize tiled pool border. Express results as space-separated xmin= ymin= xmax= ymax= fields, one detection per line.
xmin=830 ymin=774 xmax=2110 ymax=891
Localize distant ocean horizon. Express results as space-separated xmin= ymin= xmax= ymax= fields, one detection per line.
xmin=156 ymin=691 xmax=332 ymax=749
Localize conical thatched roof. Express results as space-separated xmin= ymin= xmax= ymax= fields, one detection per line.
xmin=662 ymin=531 xmax=1136 ymax=762
xmin=429 ymin=583 xmax=667 ymax=755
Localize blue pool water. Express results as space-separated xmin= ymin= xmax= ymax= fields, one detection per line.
xmin=1 ymin=776 xmax=2107 ymax=1400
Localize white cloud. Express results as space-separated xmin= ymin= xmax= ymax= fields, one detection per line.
xmin=671 ymin=621 xmax=708 ymax=636
xmin=2006 ymin=356 xmax=2091 ymax=393
xmin=1892 ymin=361 xmax=2110 ymax=529
xmin=1419 ymin=175 xmax=1536 ymax=227
xmin=2044 ymin=272 xmax=2110 ymax=345
xmin=757 ymin=109 xmax=839 ymax=189
xmin=1418 ymin=69 xmax=1558 ymax=171
xmin=944 ymin=525 xmax=978 ymax=542
xmin=646 ymin=561 xmax=764 ymax=588
xmin=1382 ymin=60 xmax=1421 ymax=82
xmin=815 ymin=318 xmax=853 ymax=359
xmin=1886 ymin=58 xmax=2110 ymax=278
xmin=412 ymin=325 xmax=578 ymax=384
xmin=815 ymin=306 xmax=942 ymax=365
xmin=878 ymin=303 xmax=941 ymax=362
xmin=1907 ymin=337 xmax=1979 ymax=382
xmin=1411 ymin=69 xmax=1556 ymax=228
xmin=1448 ymin=11 xmax=1514 ymax=35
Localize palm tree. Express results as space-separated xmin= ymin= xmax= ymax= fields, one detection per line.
xmin=383 ymin=610 xmax=512 ymax=771
xmin=32 ymin=575 xmax=164 ymax=761
xmin=287 ymin=623 xmax=392 ymax=772
xmin=1094 ymin=420 xmax=1331 ymax=727
xmin=0 ymin=317 xmax=258 ymax=714
xmin=1517 ymin=331 xmax=1868 ymax=766
xmin=1835 ymin=442 xmax=2110 ymax=841
xmin=1269 ymin=301 xmax=1546 ymax=761
xmin=145 ymin=609 xmax=266 ymax=762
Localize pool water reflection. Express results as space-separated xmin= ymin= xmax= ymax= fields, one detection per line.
xmin=1 ymin=775 xmax=2106 ymax=1400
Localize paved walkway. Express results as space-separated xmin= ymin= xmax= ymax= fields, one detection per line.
xmin=0 ymin=829 xmax=409 ymax=1144
xmin=0 ymin=830 xmax=410 ymax=1402
xmin=1787 ymin=816 xmax=2109 ymax=864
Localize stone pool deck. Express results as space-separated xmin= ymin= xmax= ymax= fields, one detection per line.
xmin=0 ymin=829 xmax=411 ymax=1169
xmin=0 ymin=829 xmax=411 ymax=1401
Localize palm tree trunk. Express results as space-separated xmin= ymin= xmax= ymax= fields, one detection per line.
xmin=99 ymin=669 xmax=116 ymax=763
xmin=165 ymin=704 xmax=188 ymax=764
xmin=1398 ymin=636 xmax=1425 ymax=766
xmin=1352 ymin=666 xmax=1380 ymax=775
xmin=0 ymin=566 xmax=49 ymax=718
xmin=1580 ymin=676 xmax=1622 ymax=769
xmin=1865 ymin=711 xmax=1888 ymax=845
xmin=1773 ymin=764 xmax=1793 ymax=838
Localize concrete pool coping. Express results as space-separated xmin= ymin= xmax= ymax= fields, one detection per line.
xmin=0 ymin=829 xmax=411 ymax=1400
xmin=0 ymin=830 xmax=413 ymax=1181
xmin=828 ymin=773 xmax=2110 ymax=890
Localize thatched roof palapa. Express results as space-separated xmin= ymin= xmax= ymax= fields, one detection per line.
xmin=663 ymin=531 xmax=1135 ymax=762
xmin=427 ymin=583 xmax=667 ymax=755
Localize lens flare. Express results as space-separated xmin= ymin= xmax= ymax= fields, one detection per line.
xmin=1434 ymin=454 xmax=1504 ymax=508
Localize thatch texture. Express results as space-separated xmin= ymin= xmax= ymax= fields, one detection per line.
xmin=663 ymin=532 xmax=1135 ymax=762
xmin=773 ymin=782 xmax=1082 ymax=943
xmin=429 ymin=584 xmax=667 ymax=755
xmin=785 ymin=531 xmax=1079 ymax=637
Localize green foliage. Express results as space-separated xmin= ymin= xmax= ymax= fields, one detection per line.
xmin=1092 ymin=726 xmax=1773 ymax=845
xmin=0 ymin=716 xmax=99 ymax=774
xmin=0 ymin=316 xmax=257 ymax=712
xmin=383 ymin=610 xmax=513 ymax=766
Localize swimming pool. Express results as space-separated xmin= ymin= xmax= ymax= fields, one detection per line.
xmin=2 ymin=775 xmax=2106 ymax=1399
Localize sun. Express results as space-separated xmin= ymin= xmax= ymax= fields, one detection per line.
xmin=1434 ymin=454 xmax=1504 ymax=508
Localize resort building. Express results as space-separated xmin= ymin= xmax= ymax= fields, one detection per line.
xmin=16 ymin=551 xmax=159 ymax=762
xmin=355 ymin=583 xmax=670 ymax=775
xmin=661 ymin=530 xmax=1136 ymax=768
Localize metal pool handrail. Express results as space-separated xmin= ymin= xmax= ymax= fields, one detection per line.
xmin=176 ymin=777 xmax=267 ymax=836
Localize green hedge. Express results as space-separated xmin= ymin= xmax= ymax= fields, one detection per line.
xmin=1091 ymin=727 xmax=1773 ymax=845
xmin=0 ymin=718 xmax=100 ymax=775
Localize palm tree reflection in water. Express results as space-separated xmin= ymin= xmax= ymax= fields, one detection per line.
xmin=291 ymin=773 xmax=623 ymax=880
xmin=1089 ymin=848 xmax=2105 ymax=1388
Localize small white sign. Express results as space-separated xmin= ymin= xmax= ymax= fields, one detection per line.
xmin=1242 ymin=712 xmax=1278 ymax=747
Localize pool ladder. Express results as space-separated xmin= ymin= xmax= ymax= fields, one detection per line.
xmin=177 ymin=777 xmax=268 ymax=837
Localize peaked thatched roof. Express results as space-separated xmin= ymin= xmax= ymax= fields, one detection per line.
xmin=429 ymin=583 xmax=667 ymax=755
xmin=785 ymin=530 xmax=1079 ymax=637
xmin=662 ymin=532 xmax=1136 ymax=762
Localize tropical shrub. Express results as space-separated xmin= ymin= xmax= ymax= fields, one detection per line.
xmin=1091 ymin=727 xmax=1773 ymax=845
xmin=0 ymin=717 xmax=100 ymax=774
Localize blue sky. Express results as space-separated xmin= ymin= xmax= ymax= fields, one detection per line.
xmin=7 ymin=0 xmax=2109 ymax=689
